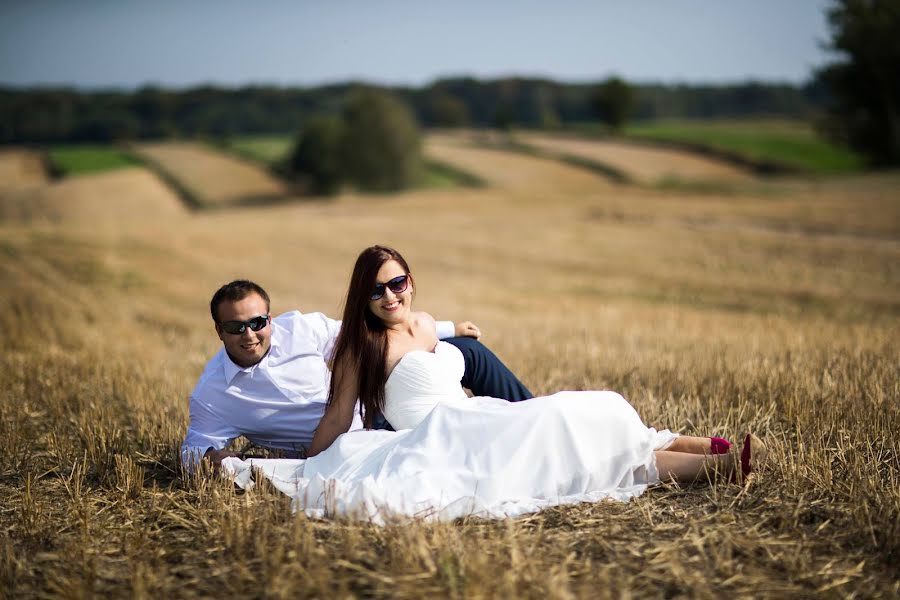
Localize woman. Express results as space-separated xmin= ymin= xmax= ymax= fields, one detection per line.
xmin=300 ymin=246 xmax=766 ymax=520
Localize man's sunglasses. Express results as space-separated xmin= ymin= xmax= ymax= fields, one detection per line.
xmin=370 ymin=274 xmax=409 ymax=301
xmin=219 ymin=315 xmax=270 ymax=335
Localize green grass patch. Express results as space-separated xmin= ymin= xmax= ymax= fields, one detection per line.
xmin=622 ymin=119 xmax=865 ymax=174
xmin=46 ymin=145 xmax=140 ymax=176
xmin=224 ymin=135 xmax=293 ymax=165
xmin=421 ymin=159 xmax=485 ymax=189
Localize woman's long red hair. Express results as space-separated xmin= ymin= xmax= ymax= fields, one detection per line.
xmin=327 ymin=245 xmax=412 ymax=428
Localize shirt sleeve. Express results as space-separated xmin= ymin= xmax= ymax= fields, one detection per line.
xmin=312 ymin=313 xmax=343 ymax=362
xmin=435 ymin=320 xmax=455 ymax=339
xmin=180 ymin=395 xmax=240 ymax=472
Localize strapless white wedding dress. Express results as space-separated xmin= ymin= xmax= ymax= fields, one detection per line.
xmin=223 ymin=342 xmax=677 ymax=523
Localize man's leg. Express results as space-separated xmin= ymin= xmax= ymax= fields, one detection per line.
xmin=443 ymin=337 xmax=533 ymax=401
xmin=371 ymin=412 xmax=395 ymax=431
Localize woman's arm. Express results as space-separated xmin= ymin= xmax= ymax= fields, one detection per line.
xmin=308 ymin=357 xmax=359 ymax=457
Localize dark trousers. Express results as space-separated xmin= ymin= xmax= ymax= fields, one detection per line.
xmin=443 ymin=336 xmax=532 ymax=401
xmin=373 ymin=336 xmax=532 ymax=430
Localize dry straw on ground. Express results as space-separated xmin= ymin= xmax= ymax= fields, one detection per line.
xmin=0 ymin=139 xmax=898 ymax=598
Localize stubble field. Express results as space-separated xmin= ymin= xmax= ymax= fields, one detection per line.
xmin=0 ymin=137 xmax=898 ymax=598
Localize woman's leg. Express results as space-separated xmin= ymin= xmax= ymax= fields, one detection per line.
xmin=654 ymin=450 xmax=735 ymax=483
xmin=667 ymin=435 xmax=733 ymax=455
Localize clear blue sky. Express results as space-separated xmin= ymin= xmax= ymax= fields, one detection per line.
xmin=0 ymin=1 xmax=836 ymax=89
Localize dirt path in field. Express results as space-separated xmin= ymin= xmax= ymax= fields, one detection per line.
xmin=425 ymin=133 xmax=614 ymax=194
xmin=517 ymin=133 xmax=756 ymax=185
xmin=0 ymin=149 xmax=48 ymax=189
xmin=131 ymin=142 xmax=289 ymax=206
xmin=0 ymin=167 xmax=185 ymax=225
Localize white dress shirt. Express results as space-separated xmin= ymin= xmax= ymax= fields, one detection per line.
xmin=181 ymin=310 xmax=455 ymax=469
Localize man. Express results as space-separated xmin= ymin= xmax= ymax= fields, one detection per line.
xmin=181 ymin=279 xmax=532 ymax=470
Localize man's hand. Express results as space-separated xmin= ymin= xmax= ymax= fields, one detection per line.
xmin=204 ymin=448 xmax=239 ymax=471
xmin=454 ymin=321 xmax=482 ymax=339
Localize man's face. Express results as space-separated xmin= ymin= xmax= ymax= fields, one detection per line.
xmin=215 ymin=292 xmax=272 ymax=368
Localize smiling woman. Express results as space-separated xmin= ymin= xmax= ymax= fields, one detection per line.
xmin=369 ymin=270 xmax=413 ymax=327
xmin=295 ymin=245 xmax=765 ymax=522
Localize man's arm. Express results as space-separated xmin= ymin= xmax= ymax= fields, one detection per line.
xmin=181 ymin=396 xmax=240 ymax=472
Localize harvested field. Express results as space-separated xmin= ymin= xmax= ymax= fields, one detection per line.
xmin=131 ymin=141 xmax=289 ymax=207
xmin=0 ymin=166 xmax=185 ymax=228
xmin=425 ymin=133 xmax=614 ymax=194
xmin=0 ymin=148 xmax=48 ymax=190
xmin=1 ymin=139 xmax=899 ymax=597
xmin=517 ymin=132 xmax=757 ymax=185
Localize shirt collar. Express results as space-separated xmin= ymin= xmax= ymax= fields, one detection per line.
xmin=221 ymin=320 xmax=282 ymax=384
xmin=222 ymin=352 xmax=249 ymax=384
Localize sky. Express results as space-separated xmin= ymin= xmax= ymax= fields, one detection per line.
xmin=0 ymin=1 xmax=837 ymax=89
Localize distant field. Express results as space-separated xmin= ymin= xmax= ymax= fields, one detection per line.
xmin=131 ymin=141 xmax=289 ymax=207
xmin=0 ymin=167 xmax=185 ymax=226
xmin=225 ymin=134 xmax=485 ymax=189
xmin=621 ymin=119 xmax=864 ymax=174
xmin=516 ymin=131 xmax=756 ymax=187
xmin=46 ymin=145 xmax=140 ymax=176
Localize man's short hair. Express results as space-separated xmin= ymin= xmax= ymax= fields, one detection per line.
xmin=210 ymin=280 xmax=271 ymax=322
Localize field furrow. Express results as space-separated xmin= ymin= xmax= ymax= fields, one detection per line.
xmin=518 ymin=133 xmax=757 ymax=185
xmin=131 ymin=141 xmax=289 ymax=206
xmin=425 ymin=133 xmax=614 ymax=194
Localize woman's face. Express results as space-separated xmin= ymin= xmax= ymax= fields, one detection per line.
xmin=368 ymin=259 xmax=413 ymax=326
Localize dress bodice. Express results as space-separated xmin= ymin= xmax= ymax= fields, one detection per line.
xmin=383 ymin=341 xmax=469 ymax=430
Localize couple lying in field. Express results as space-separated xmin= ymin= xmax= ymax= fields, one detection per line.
xmin=182 ymin=245 xmax=766 ymax=521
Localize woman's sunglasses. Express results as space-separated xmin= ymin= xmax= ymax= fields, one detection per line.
xmin=219 ymin=315 xmax=270 ymax=335
xmin=370 ymin=274 xmax=409 ymax=301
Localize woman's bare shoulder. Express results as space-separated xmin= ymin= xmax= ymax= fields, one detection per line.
xmin=413 ymin=311 xmax=436 ymax=323
xmin=412 ymin=311 xmax=436 ymax=330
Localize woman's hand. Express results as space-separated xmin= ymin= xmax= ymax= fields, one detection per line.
xmin=454 ymin=321 xmax=482 ymax=339
xmin=203 ymin=448 xmax=239 ymax=471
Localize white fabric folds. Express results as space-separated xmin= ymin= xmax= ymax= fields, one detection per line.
xmin=221 ymin=343 xmax=676 ymax=524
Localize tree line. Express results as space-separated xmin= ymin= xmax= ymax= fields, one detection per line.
xmin=3 ymin=1 xmax=895 ymax=166
xmin=0 ymin=78 xmax=825 ymax=145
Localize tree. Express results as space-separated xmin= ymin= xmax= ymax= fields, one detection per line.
xmin=285 ymin=115 xmax=345 ymax=195
xmin=423 ymin=90 xmax=470 ymax=127
xmin=284 ymin=89 xmax=423 ymax=196
xmin=339 ymin=89 xmax=422 ymax=192
xmin=817 ymin=0 xmax=900 ymax=165
xmin=591 ymin=77 xmax=634 ymax=132
xmin=71 ymin=109 xmax=140 ymax=142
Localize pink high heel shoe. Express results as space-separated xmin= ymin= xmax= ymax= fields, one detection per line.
xmin=732 ymin=433 xmax=767 ymax=483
